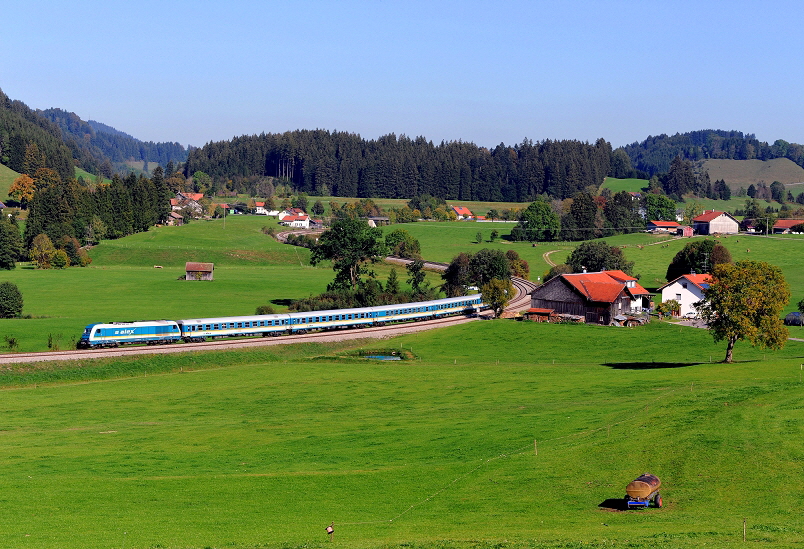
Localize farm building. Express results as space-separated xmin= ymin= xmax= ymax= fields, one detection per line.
xmin=185 ymin=262 xmax=214 ymax=281
xmin=692 ymin=210 xmax=739 ymax=235
xmin=171 ymin=192 xmax=205 ymax=217
xmin=451 ymin=206 xmax=473 ymax=219
xmin=676 ymin=225 xmax=694 ymax=237
xmin=772 ymin=219 xmax=804 ymax=234
xmin=657 ymin=273 xmax=711 ymax=317
xmin=647 ymin=220 xmax=680 ymax=233
xmin=280 ymin=214 xmax=310 ymax=228
xmin=529 ymin=270 xmax=652 ymax=325
xmin=166 ymin=212 xmax=184 ymax=226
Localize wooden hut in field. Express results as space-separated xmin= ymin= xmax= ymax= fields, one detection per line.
xmin=185 ymin=262 xmax=214 ymax=281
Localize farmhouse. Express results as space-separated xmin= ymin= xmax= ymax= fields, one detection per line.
xmin=529 ymin=270 xmax=652 ymax=325
xmin=451 ymin=206 xmax=473 ymax=220
xmin=185 ymin=262 xmax=214 ymax=281
xmin=171 ymin=192 xmax=205 ymax=217
xmin=254 ymin=202 xmax=268 ymax=215
xmin=646 ymin=220 xmax=680 ymax=233
xmin=280 ymin=214 xmax=310 ymax=228
xmin=772 ymin=219 xmax=804 ymax=234
xmin=657 ymin=273 xmax=711 ymax=317
xmin=692 ymin=210 xmax=739 ymax=235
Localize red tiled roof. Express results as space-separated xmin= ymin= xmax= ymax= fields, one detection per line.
xmin=281 ymin=214 xmax=309 ymax=222
xmin=658 ymin=273 xmax=712 ymax=291
xmin=562 ymin=272 xmax=627 ymax=303
xmin=648 ymin=220 xmax=680 ymax=228
xmin=527 ymin=308 xmax=554 ymax=314
xmin=452 ymin=206 xmax=473 ymax=216
xmin=774 ymin=219 xmax=804 ymax=229
xmin=255 ymin=202 xmax=265 ymax=207
xmin=183 ymin=193 xmax=204 ymax=201
xmin=693 ymin=210 xmax=726 ymax=222
xmin=185 ymin=262 xmax=213 ymax=272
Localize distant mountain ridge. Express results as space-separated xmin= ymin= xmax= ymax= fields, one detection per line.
xmin=38 ymin=108 xmax=188 ymax=175
xmin=621 ymin=129 xmax=804 ymax=176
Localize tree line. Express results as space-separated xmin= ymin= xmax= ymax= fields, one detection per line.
xmin=183 ymin=130 xmax=613 ymax=201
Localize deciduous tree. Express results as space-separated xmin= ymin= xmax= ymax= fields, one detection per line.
xmin=481 ymin=278 xmax=514 ymax=318
xmin=696 ymin=260 xmax=790 ymax=363
xmin=0 ymin=281 xmax=23 ymax=318
xmin=566 ymin=241 xmax=633 ymax=275
xmin=310 ymin=217 xmax=387 ymax=291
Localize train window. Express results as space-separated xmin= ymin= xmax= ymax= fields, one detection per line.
xmin=214 ymin=324 xmax=219 ymax=330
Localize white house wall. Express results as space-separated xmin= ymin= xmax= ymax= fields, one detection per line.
xmin=661 ymin=281 xmax=705 ymax=316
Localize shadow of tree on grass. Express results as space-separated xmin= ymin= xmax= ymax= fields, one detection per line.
xmin=603 ymin=361 xmax=703 ymax=370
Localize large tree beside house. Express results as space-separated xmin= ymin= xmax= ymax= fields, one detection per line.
xmin=696 ymin=260 xmax=790 ymax=363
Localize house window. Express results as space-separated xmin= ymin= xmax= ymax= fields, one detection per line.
xmin=676 ymin=293 xmax=682 ymax=301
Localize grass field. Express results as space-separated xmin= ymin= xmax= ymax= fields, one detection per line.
xmin=601 ymin=177 xmax=648 ymax=193
xmin=1 ymin=321 xmax=802 ymax=548
xmin=0 ymin=161 xmax=20 ymax=199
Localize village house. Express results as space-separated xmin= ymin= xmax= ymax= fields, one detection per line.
xmin=529 ymin=270 xmax=652 ymax=325
xmin=451 ymin=206 xmax=473 ymax=220
xmin=280 ymin=213 xmax=310 ymax=229
xmin=254 ymin=202 xmax=268 ymax=215
xmin=692 ymin=210 xmax=739 ymax=235
xmin=657 ymin=273 xmax=711 ymax=317
xmin=171 ymin=192 xmax=205 ymax=217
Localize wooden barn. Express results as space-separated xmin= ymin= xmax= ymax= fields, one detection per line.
xmin=529 ymin=270 xmax=651 ymax=325
xmin=185 ymin=262 xmax=214 ymax=281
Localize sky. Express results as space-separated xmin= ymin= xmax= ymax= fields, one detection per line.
xmin=3 ymin=1 xmax=804 ymax=150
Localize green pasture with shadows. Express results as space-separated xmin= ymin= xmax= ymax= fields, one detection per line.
xmin=0 ymin=320 xmax=802 ymax=548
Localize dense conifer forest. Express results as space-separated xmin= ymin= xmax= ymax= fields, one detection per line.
xmin=184 ymin=131 xmax=614 ymax=201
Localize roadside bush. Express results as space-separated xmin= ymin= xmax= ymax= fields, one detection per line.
xmin=255 ymin=305 xmax=276 ymax=315
xmin=0 ymin=281 xmax=23 ymax=318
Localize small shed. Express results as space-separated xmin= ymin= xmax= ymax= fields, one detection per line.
xmin=523 ymin=308 xmax=554 ymax=322
xmin=676 ymin=225 xmax=693 ymax=237
xmin=185 ymin=262 xmax=214 ymax=281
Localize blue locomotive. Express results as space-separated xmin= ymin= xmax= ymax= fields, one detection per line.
xmin=79 ymin=295 xmax=483 ymax=348
xmin=79 ymin=320 xmax=182 ymax=348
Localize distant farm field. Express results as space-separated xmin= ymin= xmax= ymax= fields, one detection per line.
xmin=1 ymin=321 xmax=802 ymax=548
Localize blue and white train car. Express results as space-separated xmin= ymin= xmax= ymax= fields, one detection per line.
xmin=78 ymin=320 xmax=181 ymax=348
xmin=177 ymin=314 xmax=292 ymax=341
xmin=371 ymin=295 xmax=483 ymax=324
xmin=286 ymin=306 xmax=377 ymax=333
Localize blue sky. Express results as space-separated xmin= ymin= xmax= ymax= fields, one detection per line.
xmin=3 ymin=1 xmax=803 ymax=149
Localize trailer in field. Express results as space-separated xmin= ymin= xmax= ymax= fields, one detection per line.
xmin=624 ymin=473 xmax=662 ymax=509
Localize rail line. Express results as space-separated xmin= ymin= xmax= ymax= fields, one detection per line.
xmin=0 ymin=231 xmax=537 ymax=364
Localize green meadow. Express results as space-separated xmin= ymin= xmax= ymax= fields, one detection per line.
xmin=1 ymin=321 xmax=802 ymax=548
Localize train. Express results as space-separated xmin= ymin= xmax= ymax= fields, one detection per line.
xmin=78 ymin=294 xmax=484 ymax=348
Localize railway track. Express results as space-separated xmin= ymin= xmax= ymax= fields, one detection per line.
xmin=0 ymin=231 xmax=537 ymax=364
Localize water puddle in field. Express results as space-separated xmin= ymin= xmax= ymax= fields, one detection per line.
xmin=364 ymin=355 xmax=402 ymax=361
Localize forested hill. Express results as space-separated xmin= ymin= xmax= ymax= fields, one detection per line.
xmin=184 ymin=130 xmax=613 ymax=201
xmin=39 ymin=108 xmax=188 ymax=175
xmin=0 ymin=88 xmax=74 ymax=182
xmin=622 ymin=130 xmax=804 ymax=176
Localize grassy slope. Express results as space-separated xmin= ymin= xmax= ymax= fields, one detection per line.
xmin=0 ymin=321 xmax=801 ymax=549
xmin=701 ymin=158 xmax=804 ymax=187
xmin=0 ymin=162 xmax=19 ymax=199
xmin=601 ymin=177 xmax=648 ymax=193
